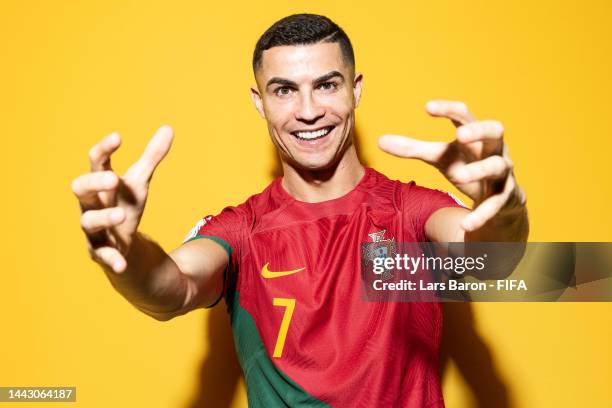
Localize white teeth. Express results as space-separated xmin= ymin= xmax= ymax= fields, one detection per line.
xmin=295 ymin=127 xmax=331 ymax=140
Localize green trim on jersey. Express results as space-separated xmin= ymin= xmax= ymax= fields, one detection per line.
xmin=185 ymin=234 xmax=233 ymax=257
xmin=227 ymin=290 xmax=330 ymax=408
xmin=185 ymin=233 xmax=329 ymax=405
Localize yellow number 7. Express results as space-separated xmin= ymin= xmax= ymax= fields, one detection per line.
xmin=272 ymin=298 xmax=296 ymax=358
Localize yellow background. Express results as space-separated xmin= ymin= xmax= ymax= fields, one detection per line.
xmin=2 ymin=0 xmax=611 ymax=406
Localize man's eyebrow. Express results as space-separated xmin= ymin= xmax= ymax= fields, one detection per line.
xmin=313 ymin=71 xmax=344 ymax=84
xmin=266 ymin=71 xmax=345 ymax=89
xmin=266 ymin=77 xmax=298 ymax=89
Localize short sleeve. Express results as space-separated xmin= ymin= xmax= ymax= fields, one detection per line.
xmin=183 ymin=206 xmax=246 ymax=250
xmin=182 ymin=205 xmax=248 ymax=307
xmin=402 ymin=182 xmax=467 ymax=242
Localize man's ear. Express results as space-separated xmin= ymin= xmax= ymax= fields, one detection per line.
xmin=353 ymin=72 xmax=363 ymax=108
xmin=250 ymin=86 xmax=266 ymax=119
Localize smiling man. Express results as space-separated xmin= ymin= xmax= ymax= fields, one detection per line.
xmin=72 ymin=13 xmax=528 ymax=407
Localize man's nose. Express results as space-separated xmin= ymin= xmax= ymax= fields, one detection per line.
xmin=295 ymin=92 xmax=325 ymax=123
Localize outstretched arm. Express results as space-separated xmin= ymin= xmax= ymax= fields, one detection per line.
xmin=71 ymin=126 xmax=226 ymax=320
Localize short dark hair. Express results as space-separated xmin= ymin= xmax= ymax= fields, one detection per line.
xmin=253 ymin=14 xmax=355 ymax=72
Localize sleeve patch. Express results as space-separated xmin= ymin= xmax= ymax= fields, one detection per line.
xmin=446 ymin=191 xmax=468 ymax=208
xmin=183 ymin=216 xmax=212 ymax=243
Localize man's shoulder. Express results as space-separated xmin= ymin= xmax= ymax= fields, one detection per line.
xmin=365 ymin=167 xmax=465 ymax=208
xmin=237 ymin=177 xmax=282 ymax=209
xmin=184 ymin=179 xmax=282 ymax=242
xmin=361 ymin=167 xmax=416 ymax=203
xmin=364 ymin=167 xmax=417 ymax=190
xmin=213 ymin=178 xmax=285 ymax=224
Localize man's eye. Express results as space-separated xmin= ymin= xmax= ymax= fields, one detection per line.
xmin=317 ymin=82 xmax=337 ymax=91
xmin=275 ymin=87 xmax=294 ymax=97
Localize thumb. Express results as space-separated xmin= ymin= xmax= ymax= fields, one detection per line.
xmin=127 ymin=125 xmax=174 ymax=182
xmin=378 ymin=134 xmax=448 ymax=165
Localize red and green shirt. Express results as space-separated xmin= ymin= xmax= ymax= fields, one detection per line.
xmin=184 ymin=167 xmax=463 ymax=407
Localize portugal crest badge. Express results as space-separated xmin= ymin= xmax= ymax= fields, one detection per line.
xmin=365 ymin=230 xmax=397 ymax=281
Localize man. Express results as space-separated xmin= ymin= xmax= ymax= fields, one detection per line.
xmin=71 ymin=14 xmax=528 ymax=407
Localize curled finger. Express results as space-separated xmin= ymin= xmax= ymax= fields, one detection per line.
xmin=91 ymin=246 xmax=127 ymax=273
xmin=89 ymin=132 xmax=121 ymax=172
xmin=461 ymin=194 xmax=508 ymax=232
xmin=80 ymin=207 xmax=126 ymax=233
xmin=457 ymin=120 xmax=504 ymax=144
xmin=452 ymin=156 xmax=510 ymax=184
xmin=71 ymin=171 xmax=119 ymax=209
xmin=426 ymin=100 xmax=476 ymax=126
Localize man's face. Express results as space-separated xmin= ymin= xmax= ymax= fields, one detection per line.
xmin=252 ymin=42 xmax=362 ymax=171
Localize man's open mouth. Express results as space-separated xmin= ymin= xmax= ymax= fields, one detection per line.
xmin=291 ymin=126 xmax=335 ymax=141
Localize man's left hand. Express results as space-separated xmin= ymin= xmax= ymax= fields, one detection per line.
xmin=378 ymin=100 xmax=526 ymax=232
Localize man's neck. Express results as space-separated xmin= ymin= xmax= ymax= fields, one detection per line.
xmin=280 ymin=146 xmax=365 ymax=203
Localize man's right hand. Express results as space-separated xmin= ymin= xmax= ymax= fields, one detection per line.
xmin=71 ymin=125 xmax=174 ymax=274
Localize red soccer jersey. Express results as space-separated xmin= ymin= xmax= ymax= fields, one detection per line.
xmin=184 ymin=167 xmax=463 ymax=407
